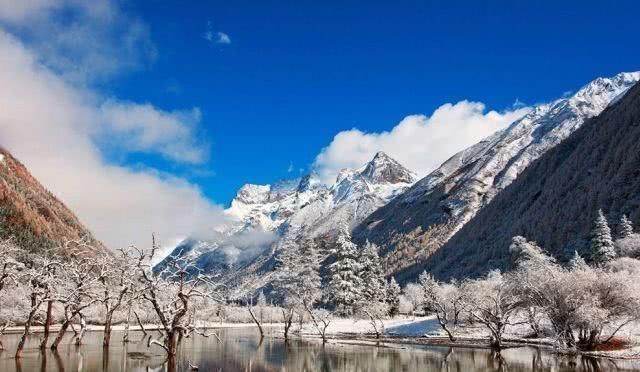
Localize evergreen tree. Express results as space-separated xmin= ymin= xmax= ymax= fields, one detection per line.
xmin=386 ymin=277 xmax=401 ymax=317
xmin=359 ymin=241 xmax=386 ymax=304
xmin=618 ymin=214 xmax=634 ymax=239
xmin=327 ymin=226 xmax=363 ymax=316
xmin=275 ymin=231 xmax=322 ymax=309
xmin=591 ymin=209 xmax=616 ymax=265
xmin=568 ymin=250 xmax=588 ymax=270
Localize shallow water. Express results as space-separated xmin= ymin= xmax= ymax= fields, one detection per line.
xmin=1 ymin=328 xmax=639 ymax=371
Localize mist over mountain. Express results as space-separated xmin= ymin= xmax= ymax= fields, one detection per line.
xmin=157 ymin=151 xmax=417 ymax=294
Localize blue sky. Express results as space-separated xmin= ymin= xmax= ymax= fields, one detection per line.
xmin=0 ymin=0 xmax=638 ymax=249
xmin=104 ymin=0 xmax=639 ymax=204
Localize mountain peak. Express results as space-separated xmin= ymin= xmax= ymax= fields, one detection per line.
xmin=359 ymin=151 xmax=417 ymax=185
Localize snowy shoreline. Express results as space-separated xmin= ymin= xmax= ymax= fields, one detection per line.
xmin=6 ymin=316 xmax=640 ymax=360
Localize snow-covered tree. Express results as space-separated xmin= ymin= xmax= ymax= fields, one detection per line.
xmin=618 ymin=214 xmax=634 ymax=239
xmin=403 ymin=283 xmax=423 ymax=319
xmin=591 ymin=209 xmax=616 ymax=265
xmin=358 ymin=301 xmax=389 ymax=339
xmin=464 ymin=271 xmax=521 ymax=349
xmin=568 ymin=251 xmax=587 ymax=270
xmin=327 ymin=226 xmax=362 ymax=316
xmin=359 ymin=241 xmax=386 ymax=304
xmin=256 ymin=290 xmax=267 ymax=323
xmin=274 ymin=232 xmax=322 ymax=339
xmin=135 ymin=238 xmax=222 ymax=366
xmin=15 ymin=253 xmax=62 ymax=358
xmin=386 ymin=277 xmax=401 ymax=317
xmin=419 ymin=271 xmax=467 ymax=341
xmin=615 ymin=233 xmax=640 ymax=258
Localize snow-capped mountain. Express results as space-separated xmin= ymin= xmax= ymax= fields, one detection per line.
xmin=353 ymin=72 xmax=640 ymax=275
xmin=158 ymin=151 xmax=417 ymax=292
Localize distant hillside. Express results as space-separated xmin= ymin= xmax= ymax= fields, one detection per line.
xmin=0 ymin=147 xmax=106 ymax=254
xmin=413 ymin=81 xmax=640 ymax=280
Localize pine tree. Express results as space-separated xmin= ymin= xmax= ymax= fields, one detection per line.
xmin=275 ymin=232 xmax=322 ymax=308
xmin=386 ymin=277 xmax=401 ymax=317
xmin=327 ymin=226 xmax=363 ymax=316
xmin=591 ymin=209 xmax=616 ymax=265
xmin=359 ymin=241 xmax=386 ymax=304
xmin=618 ymin=214 xmax=634 ymax=239
xmin=568 ymin=250 xmax=588 ymax=270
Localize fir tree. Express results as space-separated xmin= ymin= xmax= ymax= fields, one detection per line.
xmin=568 ymin=250 xmax=587 ymax=270
xmin=386 ymin=277 xmax=401 ymax=317
xmin=327 ymin=226 xmax=363 ymax=316
xmin=591 ymin=209 xmax=616 ymax=265
xmin=359 ymin=241 xmax=386 ymax=304
xmin=618 ymin=214 xmax=634 ymax=239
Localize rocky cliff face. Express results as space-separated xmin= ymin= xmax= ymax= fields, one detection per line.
xmin=0 ymin=147 xmax=105 ymax=254
xmin=353 ymin=72 xmax=640 ymax=276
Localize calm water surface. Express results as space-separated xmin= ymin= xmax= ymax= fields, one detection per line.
xmin=1 ymin=328 xmax=639 ymax=371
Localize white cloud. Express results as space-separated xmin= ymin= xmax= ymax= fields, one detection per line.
xmin=0 ymin=0 xmax=156 ymax=83
xmin=203 ymin=22 xmax=231 ymax=45
xmin=216 ymin=32 xmax=231 ymax=44
xmin=99 ymin=100 xmax=208 ymax=164
xmin=314 ymin=101 xmax=530 ymax=184
xmin=0 ymin=24 xmax=224 ymax=252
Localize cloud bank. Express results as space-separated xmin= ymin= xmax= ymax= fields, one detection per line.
xmin=0 ymin=1 xmax=224 ymax=252
xmin=314 ymin=101 xmax=530 ymax=184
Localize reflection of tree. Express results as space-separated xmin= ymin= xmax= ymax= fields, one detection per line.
xmin=53 ymin=350 xmax=65 ymax=372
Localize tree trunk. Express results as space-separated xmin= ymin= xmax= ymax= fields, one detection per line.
xmin=39 ymin=300 xmax=53 ymax=350
xmin=103 ymin=311 xmax=114 ymax=347
xmin=134 ymin=311 xmax=147 ymax=335
xmin=16 ymin=300 xmax=38 ymax=358
xmin=248 ymin=306 xmax=264 ymax=338
xmin=51 ymin=318 xmax=73 ymax=350
xmin=75 ymin=313 xmax=87 ymax=346
xmin=123 ymin=307 xmax=132 ymax=343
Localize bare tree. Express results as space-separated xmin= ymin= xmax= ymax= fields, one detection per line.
xmin=135 ymin=239 xmax=222 ymax=366
xmin=419 ymin=272 xmax=467 ymax=342
xmin=95 ymin=247 xmax=137 ymax=347
xmin=464 ymin=271 xmax=523 ymax=349
xmin=402 ymin=283 xmax=423 ymax=319
xmin=51 ymin=242 xmax=101 ymax=350
xmin=0 ymin=240 xmax=21 ymax=350
xmin=308 ymin=308 xmax=333 ymax=343
xmin=359 ymin=301 xmax=389 ymax=339
xmin=15 ymin=254 xmax=62 ymax=358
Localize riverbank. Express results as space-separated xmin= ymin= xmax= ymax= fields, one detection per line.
xmin=5 ymin=316 xmax=640 ymax=359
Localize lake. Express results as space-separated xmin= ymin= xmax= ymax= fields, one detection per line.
xmin=1 ymin=327 xmax=639 ymax=371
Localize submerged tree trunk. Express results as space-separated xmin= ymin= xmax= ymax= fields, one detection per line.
xmin=123 ymin=307 xmax=132 ymax=343
xmin=51 ymin=316 xmax=73 ymax=350
xmin=16 ymin=296 xmax=38 ymax=358
xmin=103 ymin=311 xmax=114 ymax=347
xmin=39 ymin=300 xmax=53 ymax=350
xmin=248 ymin=306 xmax=264 ymax=339
xmin=75 ymin=313 xmax=87 ymax=346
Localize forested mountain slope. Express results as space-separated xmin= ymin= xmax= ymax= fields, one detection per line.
xmin=414 ymin=81 xmax=640 ymax=280
xmin=0 ymin=147 xmax=105 ymax=254
xmin=352 ymin=72 xmax=640 ymax=275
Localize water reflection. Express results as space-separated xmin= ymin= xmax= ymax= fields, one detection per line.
xmin=0 ymin=328 xmax=638 ymax=371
